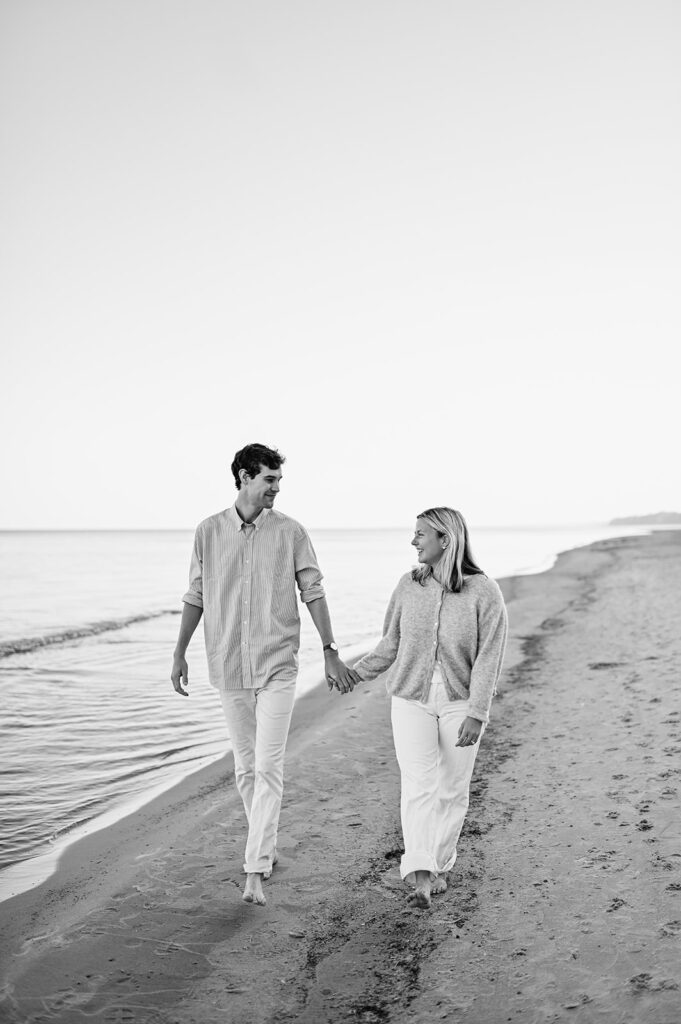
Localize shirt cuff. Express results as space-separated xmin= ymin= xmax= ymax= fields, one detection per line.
xmin=182 ymin=591 xmax=204 ymax=609
xmin=468 ymin=706 xmax=489 ymax=725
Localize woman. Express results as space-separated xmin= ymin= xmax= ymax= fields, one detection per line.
xmin=350 ymin=507 xmax=508 ymax=909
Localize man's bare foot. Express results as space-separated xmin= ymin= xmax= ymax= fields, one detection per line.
xmin=262 ymin=849 xmax=279 ymax=881
xmin=243 ymin=873 xmax=266 ymax=905
xmin=407 ymin=870 xmax=431 ymax=909
xmin=431 ymin=873 xmax=448 ymax=895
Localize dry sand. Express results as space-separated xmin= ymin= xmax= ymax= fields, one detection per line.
xmin=1 ymin=531 xmax=680 ymax=1024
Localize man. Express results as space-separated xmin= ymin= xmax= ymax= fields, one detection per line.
xmin=171 ymin=442 xmax=355 ymax=906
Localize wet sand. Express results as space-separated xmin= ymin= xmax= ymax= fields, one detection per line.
xmin=1 ymin=531 xmax=680 ymax=1023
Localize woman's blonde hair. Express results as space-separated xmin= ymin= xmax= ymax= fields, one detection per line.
xmin=411 ymin=507 xmax=484 ymax=593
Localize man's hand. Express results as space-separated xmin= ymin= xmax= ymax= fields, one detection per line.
xmin=325 ymin=654 xmax=358 ymax=694
xmin=171 ymin=655 xmax=189 ymax=697
xmin=456 ymin=715 xmax=482 ymax=747
xmin=171 ymin=604 xmax=202 ymax=697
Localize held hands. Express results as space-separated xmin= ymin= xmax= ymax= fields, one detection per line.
xmin=456 ymin=716 xmax=482 ymax=747
xmin=171 ymin=655 xmax=189 ymax=697
xmin=172 ymin=651 xmax=361 ymax=697
xmin=325 ymin=652 xmax=361 ymax=695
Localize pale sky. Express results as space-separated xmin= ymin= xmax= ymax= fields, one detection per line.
xmin=1 ymin=0 xmax=678 ymax=529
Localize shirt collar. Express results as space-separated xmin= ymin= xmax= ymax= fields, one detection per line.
xmin=227 ymin=504 xmax=270 ymax=531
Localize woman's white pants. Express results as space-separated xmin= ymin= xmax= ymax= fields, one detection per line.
xmin=390 ymin=667 xmax=484 ymax=884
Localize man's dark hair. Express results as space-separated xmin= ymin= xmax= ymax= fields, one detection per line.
xmin=231 ymin=443 xmax=286 ymax=489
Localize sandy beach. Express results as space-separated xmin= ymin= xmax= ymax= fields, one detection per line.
xmin=1 ymin=530 xmax=680 ymax=1024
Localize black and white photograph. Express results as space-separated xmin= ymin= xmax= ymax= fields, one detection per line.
xmin=1 ymin=2 xmax=679 ymax=1022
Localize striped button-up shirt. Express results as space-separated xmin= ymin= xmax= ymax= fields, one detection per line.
xmin=182 ymin=505 xmax=325 ymax=690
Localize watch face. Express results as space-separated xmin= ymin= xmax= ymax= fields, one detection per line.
xmin=326 ymin=642 xmax=338 ymax=652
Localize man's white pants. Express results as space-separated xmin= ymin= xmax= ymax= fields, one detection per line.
xmin=219 ymin=677 xmax=296 ymax=875
xmin=390 ymin=666 xmax=484 ymax=884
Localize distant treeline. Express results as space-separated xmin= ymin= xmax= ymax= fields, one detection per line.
xmin=610 ymin=512 xmax=681 ymax=525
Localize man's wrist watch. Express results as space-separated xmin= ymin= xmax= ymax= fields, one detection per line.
xmin=323 ymin=642 xmax=338 ymax=654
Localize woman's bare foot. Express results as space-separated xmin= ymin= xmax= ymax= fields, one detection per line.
xmin=431 ymin=873 xmax=448 ymax=895
xmin=262 ymin=849 xmax=279 ymax=881
xmin=407 ymin=870 xmax=432 ymax=909
xmin=407 ymin=887 xmax=431 ymax=909
xmin=243 ymin=873 xmax=266 ymax=905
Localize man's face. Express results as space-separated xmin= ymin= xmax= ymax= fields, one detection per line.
xmin=241 ymin=464 xmax=282 ymax=509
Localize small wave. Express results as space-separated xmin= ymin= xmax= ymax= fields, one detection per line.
xmin=0 ymin=609 xmax=181 ymax=659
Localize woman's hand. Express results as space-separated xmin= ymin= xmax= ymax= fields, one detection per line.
xmin=456 ymin=716 xmax=482 ymax=747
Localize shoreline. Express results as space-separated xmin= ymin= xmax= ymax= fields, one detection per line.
xmin=2 ymin=531 xmax=680 ymax=1023
xmin=0 ymin=525 xmax=662 ymax=904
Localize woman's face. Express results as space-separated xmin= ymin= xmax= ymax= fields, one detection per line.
xmin=411 ymin=519 xmax=446 ymax=566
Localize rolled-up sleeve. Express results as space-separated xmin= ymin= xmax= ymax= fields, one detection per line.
xmin=294 ymin=527 xmax=325 ymax=604
xmin=182 ymin=527 xmax=204 ymax=609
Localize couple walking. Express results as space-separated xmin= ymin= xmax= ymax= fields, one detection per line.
xmin=171 ymin=443 xmax=507 ymax=909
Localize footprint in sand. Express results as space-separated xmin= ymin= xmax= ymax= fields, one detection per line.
xmin=103 ymin=1009 xmax=141 ymax=1023
xmin=629 ymin=973 xmax=678 ymax=993
xmin=658 ymin=920 xmax=681 ymax=938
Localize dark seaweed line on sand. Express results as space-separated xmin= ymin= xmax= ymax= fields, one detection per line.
xmin=0 ymin=609 xmax=181 ymax=658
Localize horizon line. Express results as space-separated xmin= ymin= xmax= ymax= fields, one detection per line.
xmin=0 ymin=520 xmax=644 ymax=533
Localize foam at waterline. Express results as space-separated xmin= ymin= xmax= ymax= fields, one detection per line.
xmin=0 ymin=742 xmax=230 ymax=905
xmin=0 ymin=608 xmax=181 ymax=659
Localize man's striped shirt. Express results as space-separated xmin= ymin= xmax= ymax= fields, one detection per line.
xmin=183 ymin=505 xmax=325 ymax=690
